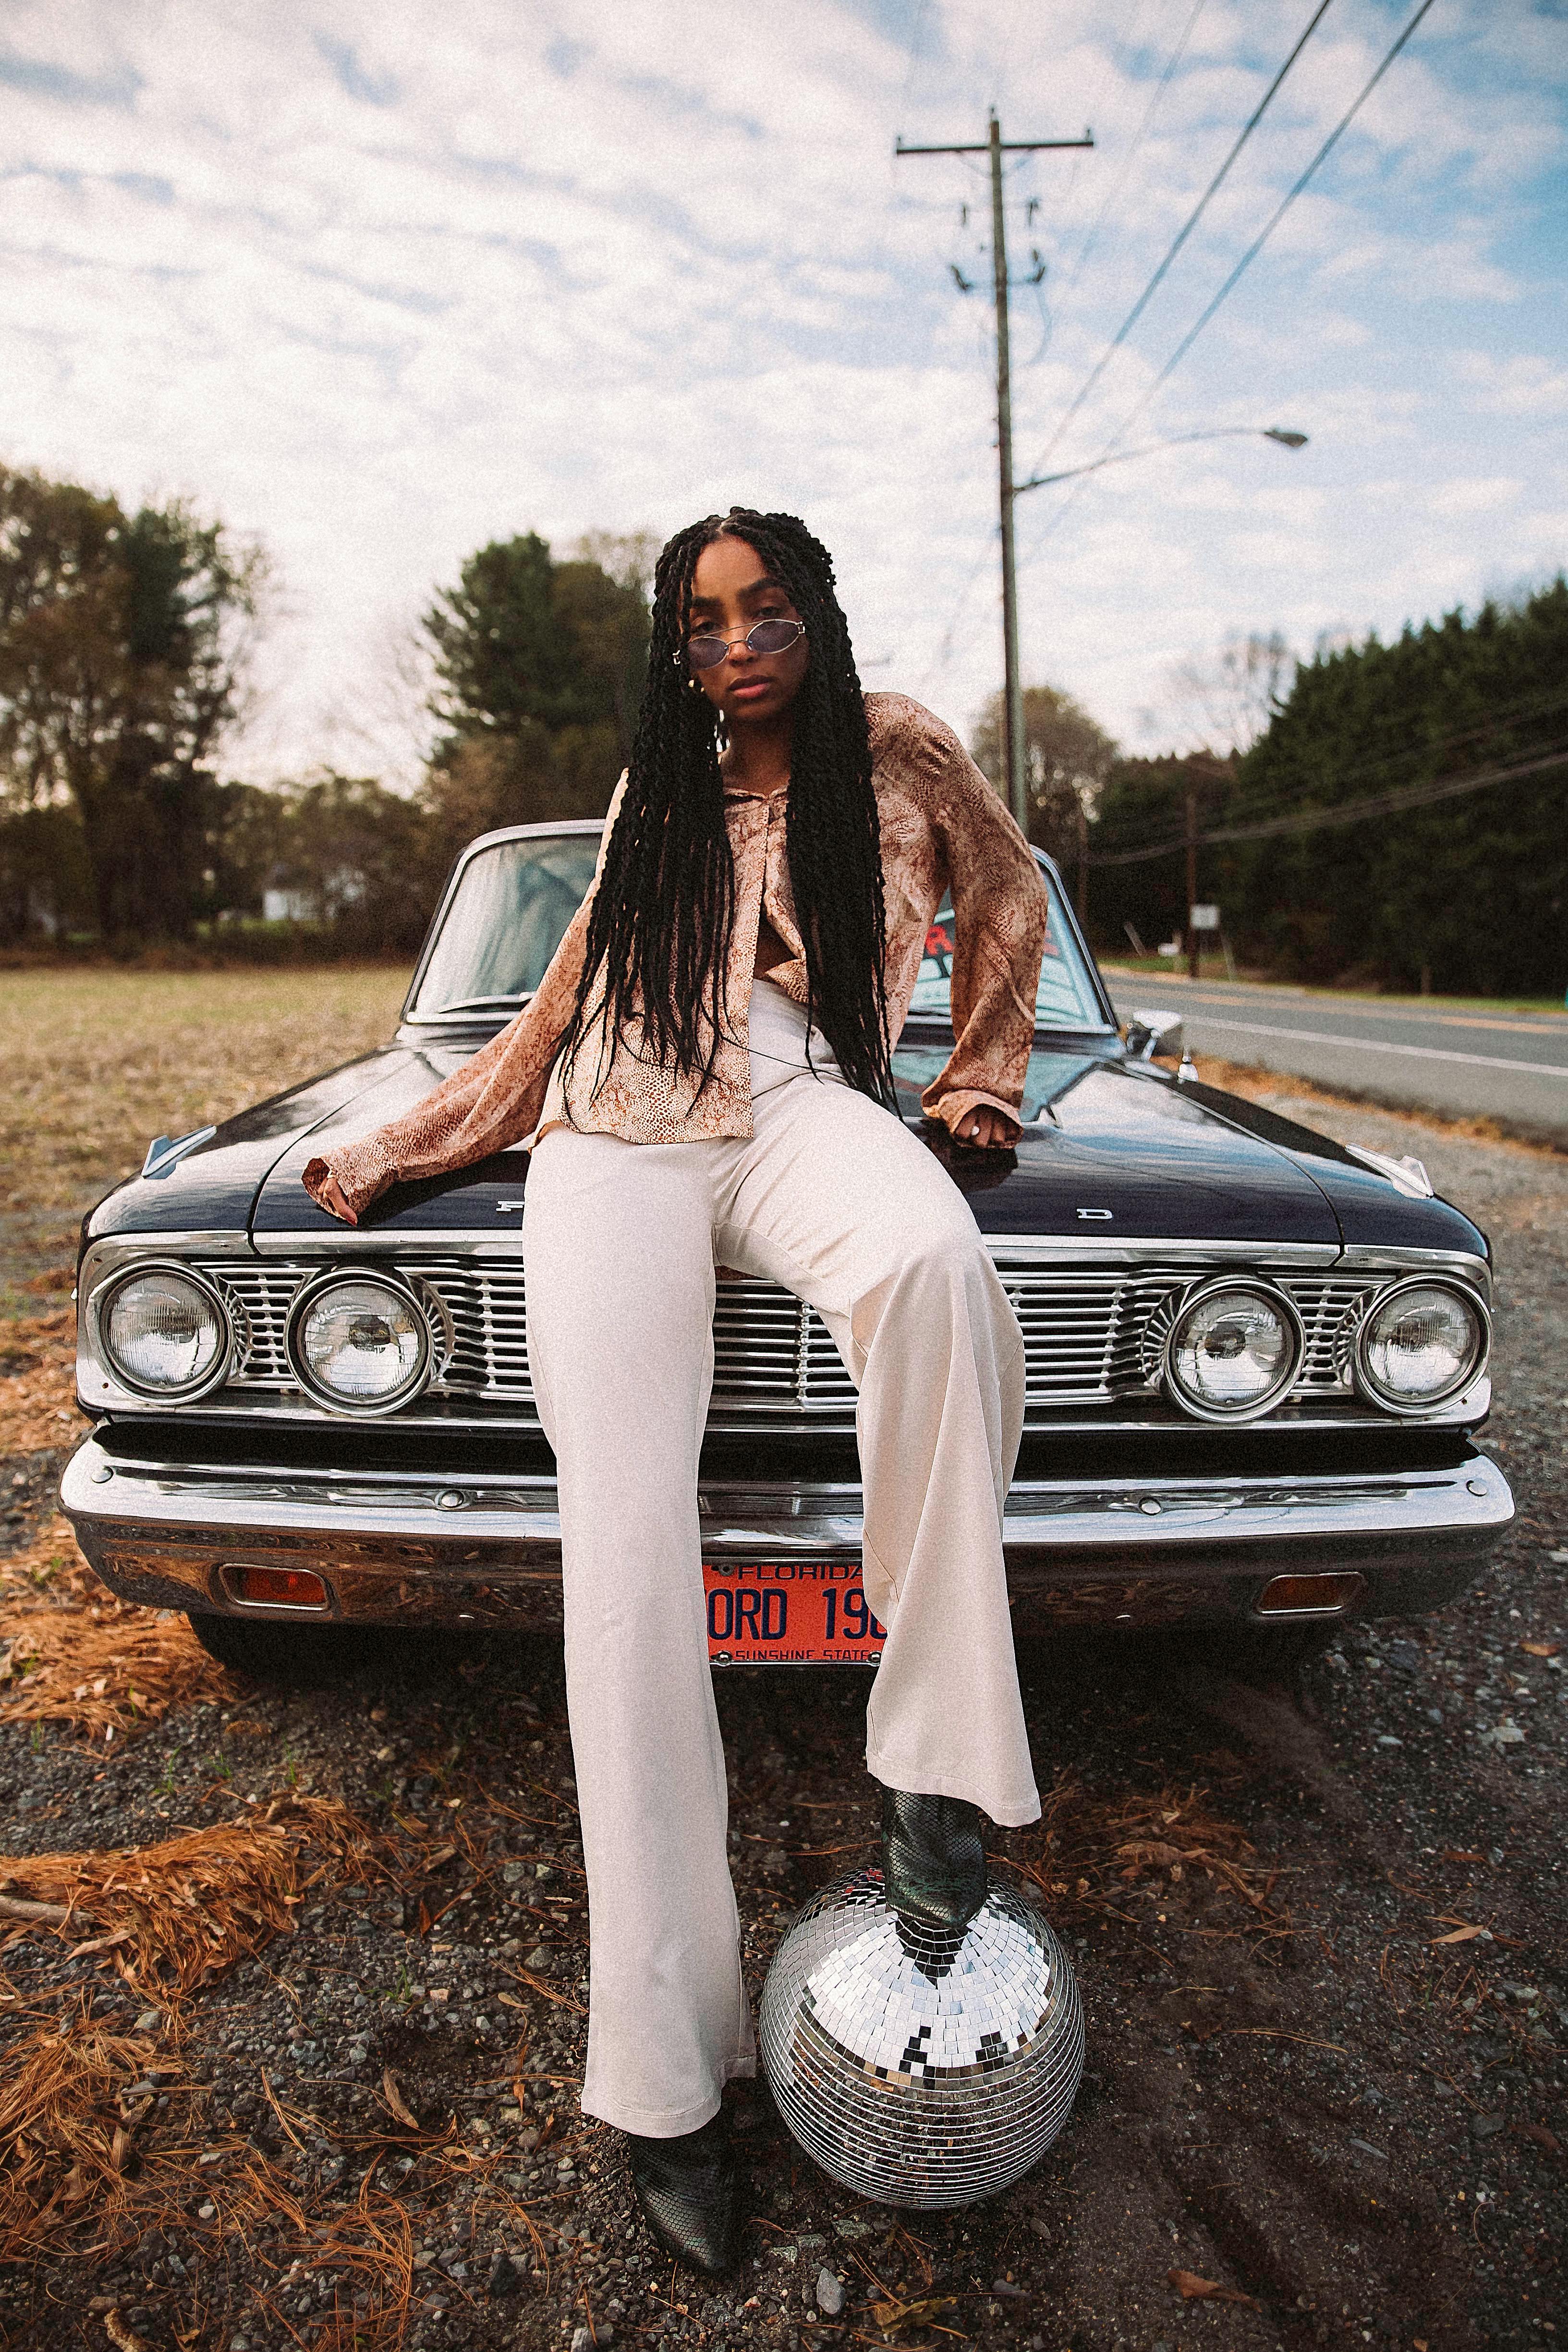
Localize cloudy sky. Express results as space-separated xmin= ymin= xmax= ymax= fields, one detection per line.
xmin=2 ymin=0 xmax=1564 ymax=780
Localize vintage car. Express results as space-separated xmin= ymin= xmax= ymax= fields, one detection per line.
xmin=60 ymin=820 xmax=1512 ymax=1681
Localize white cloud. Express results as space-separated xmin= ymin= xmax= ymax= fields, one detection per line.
xmin=1456 ymin=349 xmax=1568 ymax=417
xmin=0 ymin=0 xmax=1560 ymax=782
xmin=1424 ymin=475 xmax=1523 ymax=521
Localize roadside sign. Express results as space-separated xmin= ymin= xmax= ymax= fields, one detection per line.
xmin=1189 ymin=904 xmax=1220 ymax=932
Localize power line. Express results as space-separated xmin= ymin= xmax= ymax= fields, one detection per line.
xmin=1211 ymin=679 xmax=1568 ymax=827
xmin=1018 ymin=0 xmax=1442 ymax=570
xmin=1105 ymin=0 xmax=1443 ymax=448
xmin=1024 ymin=0 xmax=1336 ymax=482
xmin=1088 ymin=740 xmax=1568 ymax=867
xmin=1060 ymin=0 xmax=1210 ymax=301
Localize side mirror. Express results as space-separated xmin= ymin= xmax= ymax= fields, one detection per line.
xmin=1123 ymin=1010 xmax=1184 ymax=1063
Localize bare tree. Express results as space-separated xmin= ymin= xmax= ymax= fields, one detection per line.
xmin=971 ymin=682 xmax=1117 ymax=873
xmin=316 ymin=613 xmax=439 ymax=792
xmin=1157 ymin=630 xmax=1298 ymax=754
xmin=572 ymin=528 xmax=662 ymax=600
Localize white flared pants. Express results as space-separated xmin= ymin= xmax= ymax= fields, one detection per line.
xmin=522 ymin=982 xmax=1040 ymax=2136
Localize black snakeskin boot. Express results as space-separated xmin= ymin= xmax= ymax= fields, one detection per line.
xmin=626 ymin=2112 xmax=741 ymax=2277
xmin=880 ymin=1787 xmax=988 ymax=1930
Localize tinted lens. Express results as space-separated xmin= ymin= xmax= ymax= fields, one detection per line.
xmin=747 ymin=618 xmax=802 ymax=654
xmin=686 ymin=618 xmax=802 ymax=671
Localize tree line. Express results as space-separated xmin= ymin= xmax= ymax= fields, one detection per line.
xmin=0 ymin=464 xmax=650 ymax=956
xmin=3 ymin=461 xmax=1563 ymax=995
xmin=1087 ymin=581 xmax=1568 ymax=996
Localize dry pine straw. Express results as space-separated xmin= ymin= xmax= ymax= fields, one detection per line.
xmin=0 ymin=1795 xmax=429 ymax=2325
xmin=0 ymin=1515 xmax=232 ymax=1742
xmin=0 ymin=1513 xmax=547 ymax=2340
xmin=1003 ymin=1770 xmax=1291 ymax=1942
xmin=0 ymin=1308 xmax=77 ymax=1454
xmin=0 ymin=1796 xmax=389 ymax=1998
xmin=0 ymin=1989 xmax=430 ymax=2350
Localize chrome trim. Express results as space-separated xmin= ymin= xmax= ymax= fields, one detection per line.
xmin=283 ymin=1265 xmax=434 ymax=1419
xmin=84 ymin=1233 xmax=1496 ymax=1433
xmin=256 ymin=1228 xmax=526 ymax=1261
xmin=78 ymin=1235 xmax=262 ymax=1414
xmin=1030 ymin=844 xmax=1123 ymax=1032
xmin=1337 ymin=1242 xmax=1492 ymax=1303
xmin=60 ymin=1437 xmax=1514 ymax=1633
xmin=1350 ymin=1274 xmax=1491 ymax=1419
xmin=83 ymin=1380 xmax=1492 ymax=1438
xmin=1161 ymin=1278 xmax=1306 ymax=1426
xmin=976 ymin=1235 xmax=1343 ymax=1269
xmin=1122 ymin=1010 xmax=1183 ymax=1064
xmin=255 ymin=1227 xmax=1480 ymax=1276
xmin=83 ymin=1231 xmax=257 ymax=1277
xmin=87 ymin=1259 xmax=236 ymax=1406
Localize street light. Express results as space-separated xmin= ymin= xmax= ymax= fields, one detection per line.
xmin=1009 ymin=422 xmax=1309 ymax=959
xmin=1014 ymin=424 xmax=1308 ymax=497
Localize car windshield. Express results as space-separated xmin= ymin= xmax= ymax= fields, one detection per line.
xmin=409 ymin=834 xmax=603 ymax=1018
xmin=908 ymin=873 xmax=1108 ymax=1031
xmin=410 ymin=831 xmax=1109 ymax=1033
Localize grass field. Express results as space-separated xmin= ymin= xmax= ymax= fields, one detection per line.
xmin=0 ymin=965 xmax=409 ymax=1321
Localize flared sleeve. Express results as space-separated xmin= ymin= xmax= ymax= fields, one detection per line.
xmin=303 ymin=776 xmax=627 ymax=1219
xmin=895 ymin=705 xmax=1049 ymax=1137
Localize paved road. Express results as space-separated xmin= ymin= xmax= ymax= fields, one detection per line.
xmin=1102 ymin=969 xmax=1568 ymax=1144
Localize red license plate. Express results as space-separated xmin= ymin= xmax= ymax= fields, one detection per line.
xmin=703 ymin=1563 xmax=887 ymax=1665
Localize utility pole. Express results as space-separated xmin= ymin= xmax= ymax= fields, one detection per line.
xmin=897 ymin=113 xmax=1093 ymax=836
xmin=1185 ymin=788 xmax=1199 ymax=981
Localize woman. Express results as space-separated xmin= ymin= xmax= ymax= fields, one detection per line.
xmin=305 ymin=508 xmax=1048 ymax=2275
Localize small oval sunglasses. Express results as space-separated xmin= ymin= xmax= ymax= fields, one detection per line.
xmin=686 ymin=617 xmax=805 ymax=671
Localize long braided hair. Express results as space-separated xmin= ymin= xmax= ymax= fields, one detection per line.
xmin=557 ymin=508 xmax=895 ymax=1109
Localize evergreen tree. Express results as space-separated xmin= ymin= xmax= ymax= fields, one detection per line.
xmin=420 ymin=530 xmax=651 ymax=853
xmin=0 ymin=467 xmax=267 ymax=942
xmin=1218 ymin=580 xmax=1568 ymax=992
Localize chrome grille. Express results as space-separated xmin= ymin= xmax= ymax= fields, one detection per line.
xmin=214 ymin=1267 xmax=300 ymax=1385
xmin=202 ymin=1258 xmax=1380 ymax=1416
xmin=1289 ymin=1278 xmax=1378 ymax=1386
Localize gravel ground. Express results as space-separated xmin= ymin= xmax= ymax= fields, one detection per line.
xmin=1 ymin=1081 xmax=1563 ymax=2352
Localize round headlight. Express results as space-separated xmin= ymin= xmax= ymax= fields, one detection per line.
xmin=287 ymin=1271 xmax=430 ymax=1416
xmin=98 ymin=1264 xmax=230 ymax=1400
xmin=1164 ymin=1279 xmax=1303 ymax=1423
xmin=1354 ymin=1277 xmax=1485 ymax=1414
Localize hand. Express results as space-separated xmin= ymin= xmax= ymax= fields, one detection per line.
xmin=955 ymin=1105 xmax=1018 ymax=1151
xmin=316 ymin=1173 xmax=358 ymax=1226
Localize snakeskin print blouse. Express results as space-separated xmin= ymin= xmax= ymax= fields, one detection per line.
xmin=303 ymin=693 xmax=1049 ymax=1218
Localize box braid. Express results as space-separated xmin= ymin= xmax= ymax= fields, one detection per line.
xmin=558 ymin=507 xmax=895 ymax=1111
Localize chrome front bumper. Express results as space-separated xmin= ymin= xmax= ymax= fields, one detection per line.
xmin=60 ymin=1434 xmax=1513 ymax=1637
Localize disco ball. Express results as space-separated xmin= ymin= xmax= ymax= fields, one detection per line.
xmin=759 ymin=1864 xmax=1083 ymax=2211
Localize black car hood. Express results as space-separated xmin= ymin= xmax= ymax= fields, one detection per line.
xmin=89 ymin=1032 xmax=1487 ymax=1262
xmin=261 ymin=1038 xmax=1347 ymax=1247
xmin=86 ymin=1048 xmax=422 ymax=1238
xmin=899 ymin=1047 xmax=1342 ymax=1244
